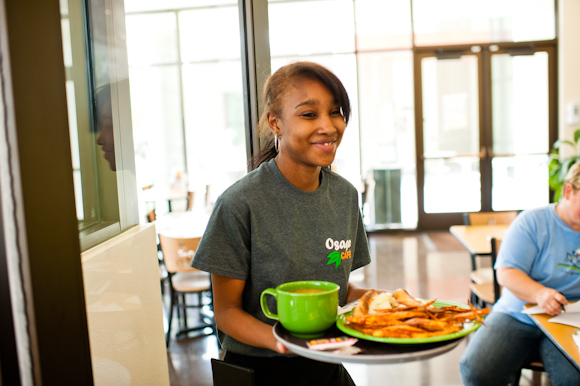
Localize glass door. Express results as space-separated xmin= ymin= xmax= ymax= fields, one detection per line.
xmin=490 ymin=46 xmax=555 ymax=210
xmin=415 ymin=44 xmax=556 ymax=229
xmin=416 ymin=49 xmax=482 ymax=228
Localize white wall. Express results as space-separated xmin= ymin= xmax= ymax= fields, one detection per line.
xmin=559 ymin=0 xmax=580 ymax=156
xmin=81 ymin=224 xmax=169 ymax=386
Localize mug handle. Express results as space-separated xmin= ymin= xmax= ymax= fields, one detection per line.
xmin=260 ymin=288 xmax=278 ymax=320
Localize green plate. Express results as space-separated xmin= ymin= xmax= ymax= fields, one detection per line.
xmin=336 ymin=299 xmax=483 ymax=344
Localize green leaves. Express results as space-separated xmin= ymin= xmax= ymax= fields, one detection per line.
xmin=549 ymin=128 xmax=580 ymax=202
xmin=327 ymin=251 xmax=341 ymax=269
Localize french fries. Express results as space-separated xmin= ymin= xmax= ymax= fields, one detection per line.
xmin=344 ymin=289 xmax=489 ymax=339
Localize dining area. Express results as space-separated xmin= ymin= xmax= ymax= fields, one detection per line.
xmin=133 ymin=154 xmax=580 ymax=386
xmin=5 ymin=0 xmax=580 ymax=385
xmin=75 ymin=181 xmax=572 ymax=386
xmin=163 ymin=229 xmax=552 ymax=386
xmin=157 ymin=206 xmax=580 ymax=386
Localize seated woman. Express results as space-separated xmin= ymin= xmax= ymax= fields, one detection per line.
xmin=460 ymin=162 xmax=580 ymax=386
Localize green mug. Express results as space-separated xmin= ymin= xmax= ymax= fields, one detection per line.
xmin=260 ymin=280 xmax=339 ymax=338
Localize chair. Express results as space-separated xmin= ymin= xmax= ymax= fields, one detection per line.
xmin=211 ymin=359 xmax=255 ymax=386
xmin=463 ymin=210 xmax=518 ymax=226
xmin=186 ymin=191 xmax=195 ymax=211
xmin=463 ymin=211 xmax=518 ymax=288
xmin=512 ymin=357 xmax=546 ymax=386
xmin=470 ymin=237 xmax=502 ymax=308
xmin=146 ymin=209 xmax=156 ymax=223
xmin=159 ymin=234 xmax=215 ymax=347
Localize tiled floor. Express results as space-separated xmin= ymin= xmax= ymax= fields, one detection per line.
xmin=165 ymin=231 xmax=550 ymax=386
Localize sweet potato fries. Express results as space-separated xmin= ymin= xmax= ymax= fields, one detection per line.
xmin=344 ymin=289 xmax=489 ymax=339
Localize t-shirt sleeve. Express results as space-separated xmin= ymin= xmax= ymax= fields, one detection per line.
xmin=190 ymin=194 xmax=252 ymax=280
xmin=351 ymin=209 xmax=371 ymax=271
xmin=494 ymin=212 xmax=538 ymax=274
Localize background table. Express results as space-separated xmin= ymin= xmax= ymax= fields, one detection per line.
xmin=449 ymin=225 xmax=508 ymax=256
xmin=525 ymin=305 xmax=580 ymax=372
xmin=154 ymin=210 xmax=210 ymax=239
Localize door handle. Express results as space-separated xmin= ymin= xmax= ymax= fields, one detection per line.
xmin=480 ymin=146 xmax=494 ymax=159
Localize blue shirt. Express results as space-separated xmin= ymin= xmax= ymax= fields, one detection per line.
xmin=493 ymin=204 xmax=580 ymax=325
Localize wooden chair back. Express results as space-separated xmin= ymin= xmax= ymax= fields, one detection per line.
xmin=490 ymin=237 xmax=502 ymax=302
xmin=470 ymin=237 xmax=503 ymax=307
xmin=186 ymin=191 xmax=195 ymax=211
xmin=146 ymin=209 xmax=156 ymax=223
xmin=159 ymin=235 xmax=202 ymax=274
xmin=464 ymin=211 xmax=518 ymax=226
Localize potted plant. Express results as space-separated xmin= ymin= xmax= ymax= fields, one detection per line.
xmin=549 ymin=128 xmax=580 ymax=202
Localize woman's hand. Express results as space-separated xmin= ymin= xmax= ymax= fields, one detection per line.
xmin=212 ymin=274 xmax=283 ymax=353
xmin=275 ymin=341 xmax=291 ymax=354
xmin=498 ymin=267 xmax=568 ymax=315
xmin=346 ymin=282 xmax=372 ymax=304
xmin=536 ymin=287 xmax=568 ymax=316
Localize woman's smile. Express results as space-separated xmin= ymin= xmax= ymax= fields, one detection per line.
xmin=313 ymin=139 xmax=337 ymax=153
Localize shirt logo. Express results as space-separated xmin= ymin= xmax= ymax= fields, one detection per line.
xmin=325 ymin=237 xmax=352 ymax=269
xmin=557 ymin=248 xmax=580 ymax=273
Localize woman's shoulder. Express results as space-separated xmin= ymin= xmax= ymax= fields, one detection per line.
xmin=508 ymin=205 xmax=555 ymax=237
xmin=323 ymin=167 xmax=358 ymax=192
xmin=217 ymin=162 xmax=275 ymax=200
xmin=516 ymin=204 xmax=554 ymax=223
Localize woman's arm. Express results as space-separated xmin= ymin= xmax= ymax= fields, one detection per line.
xmin=346 ymin=282 xmax=372 ymax=304
xmin=497 ymin=267 xmax=568 ymax=315
xmin=211 ymin=273 xmax=287 ymax=353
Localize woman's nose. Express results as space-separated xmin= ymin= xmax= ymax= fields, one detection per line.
xmin=318 ymin=114 xmax=338 ymax=134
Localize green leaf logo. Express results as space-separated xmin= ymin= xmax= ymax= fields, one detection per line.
xmin=327 ymin=251 xmax=341 ymax=269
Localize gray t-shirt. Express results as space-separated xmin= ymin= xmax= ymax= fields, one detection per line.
xmin=192 ymin=159 xmax=371 ymax=357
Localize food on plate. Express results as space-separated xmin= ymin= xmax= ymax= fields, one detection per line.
xmin=353 ymin=288 xmax=423 ymax=316
xmin=345 ymin=289 xmax=489 ymax=339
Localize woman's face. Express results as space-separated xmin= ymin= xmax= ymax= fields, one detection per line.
xmin=96 ymin=103 xmax=116 ymax=171
xmin=558 ymin=183 xmax=580 ymax=231
xmin=270 ymin=79 xmax=346 ymax=170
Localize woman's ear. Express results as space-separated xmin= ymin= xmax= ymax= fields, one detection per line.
xmin=564 ymin=183 xmax=574 ymax=201
xmin=267 ymin=112 xmax=280 ymax=136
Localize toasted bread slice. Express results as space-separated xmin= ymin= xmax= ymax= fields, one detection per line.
xmin=353 ymin=289 xmax=378 ymax=316
xmin=393 ymin=288 xmax=424 ymax=307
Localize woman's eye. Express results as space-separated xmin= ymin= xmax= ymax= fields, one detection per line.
xmin=331 ymin=110 xmax=342 ymax=116
xmin=302 ymin=112 xmax=316 ymax=118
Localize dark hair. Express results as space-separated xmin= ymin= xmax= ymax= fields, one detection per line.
xmin=249 ymin=61 xmax=351 ymax=170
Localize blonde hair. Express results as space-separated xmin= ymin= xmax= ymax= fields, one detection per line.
xmin=564 ymin=162 xmax=580 ymax=191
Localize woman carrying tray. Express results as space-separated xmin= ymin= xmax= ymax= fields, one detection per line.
xmin=191 ymin=62 xmax=373 ymax=385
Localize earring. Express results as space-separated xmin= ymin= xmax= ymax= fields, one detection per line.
xmin=274 ymin=134 xmax=280 ymax=153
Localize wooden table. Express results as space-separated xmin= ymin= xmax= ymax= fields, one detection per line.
xmin=525 ymin=305 xmax=580 ymax=372
xmin=449 ymin=225 xmax=509 ymax=256
xmin=154 ymin=210 xmax=210 ymax=239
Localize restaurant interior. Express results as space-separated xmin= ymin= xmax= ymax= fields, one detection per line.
xmin=1 ymin=0 xmax=579 ymax=385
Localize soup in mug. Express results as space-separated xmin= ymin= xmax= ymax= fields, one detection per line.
xmin=289 ymin=288 xmax=327 ymax=294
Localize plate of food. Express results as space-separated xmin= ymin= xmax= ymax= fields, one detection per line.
xmin=336 ymin=289 xmax=489 ymax=344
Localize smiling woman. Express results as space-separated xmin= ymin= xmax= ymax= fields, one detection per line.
xmin=190 ymin=61 xmax=380 ymax=386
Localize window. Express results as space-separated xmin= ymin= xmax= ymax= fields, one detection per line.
xmin=412 ymin=0 xmax=556 ymax=46
xmin=125 ymin=1 xmax=248 ymax=220
xmin=60 ymin=0 xmax=138 ymax=250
